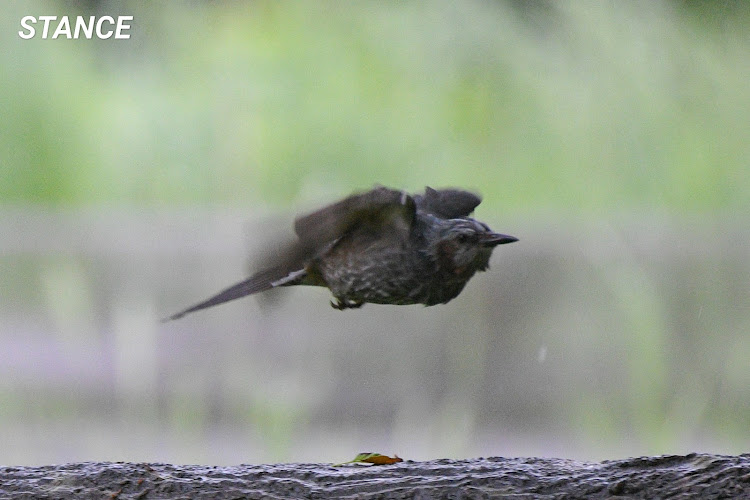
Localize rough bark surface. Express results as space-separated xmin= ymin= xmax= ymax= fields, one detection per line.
xmin=2 ymin=453 xmax=749 ymax=499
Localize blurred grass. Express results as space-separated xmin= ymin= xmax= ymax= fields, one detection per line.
xmin=1 ymin=0 xmax=749 ymax=464
xmin=2 ymin=0 xmax=749 ymax=213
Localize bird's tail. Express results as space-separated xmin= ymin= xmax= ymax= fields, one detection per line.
xmin=164 ymin=268 xmax=306 ymax=321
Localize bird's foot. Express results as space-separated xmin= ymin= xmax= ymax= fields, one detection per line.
xmin=331 ymin=298 xmax=364 ymax=310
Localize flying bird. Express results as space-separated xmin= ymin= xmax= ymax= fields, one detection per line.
xmin=166 ymin=186 xmax=517 ymax=320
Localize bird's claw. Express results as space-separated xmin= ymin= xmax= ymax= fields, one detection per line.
xmin=331 ymin=298 xmax=364 ymax=310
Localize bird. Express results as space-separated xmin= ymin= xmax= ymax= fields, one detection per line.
xmin=166 ymin=186 xmax=517 ymax=320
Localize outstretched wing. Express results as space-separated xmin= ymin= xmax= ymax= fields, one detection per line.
xmin=413 ymin=186 xmax=481 ymax=219
xmin=294 ymin=186 xmax=417 ymax=247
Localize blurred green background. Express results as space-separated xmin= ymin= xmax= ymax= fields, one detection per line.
xmin=1 ymin=0 xmax=749 ymax=465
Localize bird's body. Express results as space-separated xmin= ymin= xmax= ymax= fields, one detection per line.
xmin=310 ymin=214 xmax=496 ymax=307
xmin=167 ymin=186 xmax=517 ymax=320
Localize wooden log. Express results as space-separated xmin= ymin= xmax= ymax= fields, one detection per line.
xmin=2 ymin=453 xmax=749 ymax=499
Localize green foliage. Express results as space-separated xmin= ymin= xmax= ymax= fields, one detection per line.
xmin=2 ymin=1 xmax=748 ymax=213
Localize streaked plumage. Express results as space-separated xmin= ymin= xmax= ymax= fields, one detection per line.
xmin=167 ymin=186 xmax=517 ymax=320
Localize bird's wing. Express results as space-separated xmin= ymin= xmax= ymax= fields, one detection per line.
xmin=413 ymin=186 xmax=481 ymax=219
xmin=293 ymin=186 xmax=416 ymax=246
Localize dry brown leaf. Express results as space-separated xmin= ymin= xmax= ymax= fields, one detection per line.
xmin=334 ymin=452 xmax=404 ymax=466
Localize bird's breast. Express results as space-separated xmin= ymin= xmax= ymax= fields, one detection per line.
xmin=315 ymin=237 xmax=432 ymax=305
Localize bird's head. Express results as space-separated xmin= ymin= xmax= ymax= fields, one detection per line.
xmin=434 ymin=219 xmax=518 ymax=275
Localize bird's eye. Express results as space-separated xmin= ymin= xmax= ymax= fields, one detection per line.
xmin=457 ymin=234 xmax=471 ymax=243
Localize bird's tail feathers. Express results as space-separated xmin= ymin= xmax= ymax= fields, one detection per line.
xmin=164 ymin=267 xmax=305 ymax=321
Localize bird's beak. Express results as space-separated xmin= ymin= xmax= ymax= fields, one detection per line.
xmin=480 ymin=232 xmax=518 ymax=246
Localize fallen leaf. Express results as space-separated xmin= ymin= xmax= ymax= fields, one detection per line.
xmin=334 ymin=452 xmax=403 ymax=466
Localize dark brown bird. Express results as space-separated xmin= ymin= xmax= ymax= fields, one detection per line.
xmin=166 ymin=186 xmax=517 ymax=320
